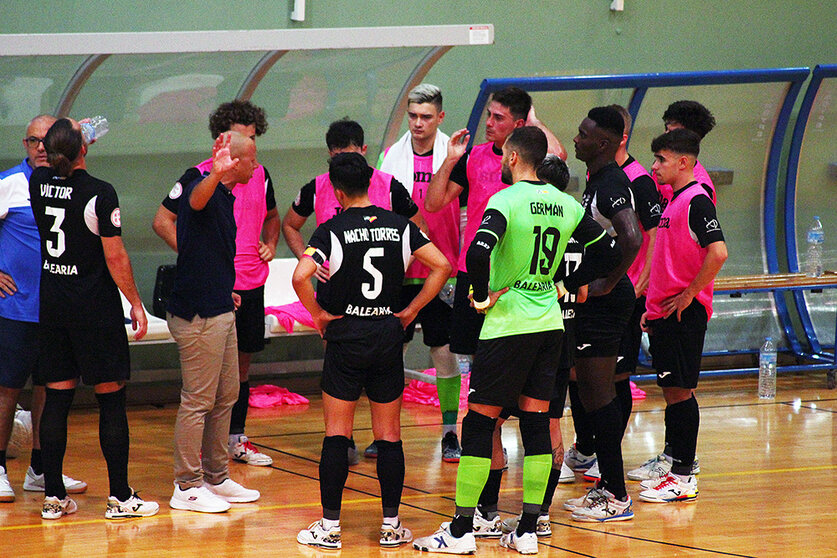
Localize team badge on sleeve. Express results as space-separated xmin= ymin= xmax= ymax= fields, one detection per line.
xmin=111 ymin=208 xmax=121 ymax=227
xmin=168 ymin=182 xmax=183 ymax=199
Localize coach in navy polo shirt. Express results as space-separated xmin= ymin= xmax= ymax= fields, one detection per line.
xmin=167 ymin=132 xmax=261 ymax=513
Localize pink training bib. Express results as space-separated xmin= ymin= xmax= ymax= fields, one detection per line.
xmin=645 ymin=183 xmax=715 ymax=321
xmin=459 ymin=142 xmax=506 ymax=272
xmin=405 ymin=153 xmax=459 ymax=279
xmin=623 ymin=158 xmax=656 ymax=288
xmin=313 ymin=169 xmax=394 ymax=225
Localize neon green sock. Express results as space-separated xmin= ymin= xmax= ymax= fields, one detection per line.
xmin=455 ymin=455 xmax=491 ymax=508
xmin=436 ymin=375 xmax=461 ymax=425
xmin=522 ymin=454 xmax=552 ymax=506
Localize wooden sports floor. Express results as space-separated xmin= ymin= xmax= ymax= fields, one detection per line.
xmin=0 ymin=372 xmax=835 ymax=557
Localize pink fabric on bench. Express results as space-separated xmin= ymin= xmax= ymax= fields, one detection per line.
xmin=265 ymin=301 xmax=316 ymax=333
xmin=249 ymin=384 xmax=309 ymax=407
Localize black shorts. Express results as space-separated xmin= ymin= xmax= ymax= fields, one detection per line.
xmin=400 ymin=283 xmax=452 ymax=347
xmin=0 ymin=316 xmax=43 ymax=389
xmin=448 ymin=271 xmax=484 ymax=355
xmin=575 ymin=276 xmax=635 ymax=358
xmin=234 ymin=286 xmax=266 ymax=354
xmin=39 ymin=323 xmax=130 ymax=385
xmin=499 ymin=365 xmax=570 ymax=420
xmin=647 ymin=300 xmax=708 ymax=389
xmin=469 ymin=329 xmax=562 ymax=409
xmin=322 ymin=316 xmax=405 ymax=404
xmin=616 ymin=295 xmax=646 ymax=375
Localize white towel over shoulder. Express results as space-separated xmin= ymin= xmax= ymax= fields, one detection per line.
xmin=379 ymin=130 xmax=450 ymax=196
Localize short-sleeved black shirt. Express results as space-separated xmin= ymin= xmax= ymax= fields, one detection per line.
xmin=161 ymin=165 xmax=275 ymax=215
xmin=672 ymin=182 xmax=725 ymax=247
xmin=167 ymin=176 xmax=237 ymax=320
xmin=28 ymin=167 xmax=124 ymax=327
xmin=622 ymin=156 xmax=661 ymax=231
xmin=581 ymin=161 xmax=634 ymax=235
xmin=290 ymin=175 xmax=418 ymax=219
xmin=304 ymin=205 xmax=429 ymax=330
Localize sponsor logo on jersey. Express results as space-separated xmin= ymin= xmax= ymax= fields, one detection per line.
xmin=611 ymin=196 xmax=627 ymax=208
xmin=658 ymin=370 xmax=672 ymax=379
xmin=111 ymin=208 xmax=121 ymax=227
xmin=168 ymin=182 xmax=182 ymax=199
xmin=649 ymin=203 xmax=662 ymax=216
xmin=704 ymin=218 xmax=720 ymax=232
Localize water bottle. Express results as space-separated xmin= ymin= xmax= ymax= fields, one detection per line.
xmin=80 ymin=116 xmax=109 ymax=144
xmin=805 ymin=216 xmax=824 ymax=277
xmin=439 ymin=283 xmax=455 ymax=307
xmin=758 ymin=337 xmax=777 ymax=399
xmin=457 ymin=354 xmax=471 ymax=375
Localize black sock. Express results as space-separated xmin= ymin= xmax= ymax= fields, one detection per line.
xmin=40 ymin=388 xmax=75 ymax=499
xmin=375 ymin=440 xmax=404 ymax=518
xmin=667 ymin=395 xmax=699 ymax=476
xmin=96 ymin=388 xmax=131 ymax=501
xmin=0 ymin=450 xmax=6 ymax=471
xmin=569 ymin=381 xmax=595 ymax=455
xmin=30 ymin=449 xmax=42 ymax=475
xmin=477 ymin=469 xmax=503 ymax=519
xmin=590 ymin=398 xmax=626 ymax=500
xmin=517 ymin=511 xmax=539 ymax=537
xmin=229 ymin=381 xmax=250 ymax=436
xmin=615 ymin=379 xmax=633 ymax=436
xmin=541 ymin=466 xmax=562 ymax=514
xmin=664 ymin=405 xmax=674 ymax=457
xmin=320 ymin=436 xmax=351 ymax=520
xmin=450 ymin=514 xmax=474 ymax=538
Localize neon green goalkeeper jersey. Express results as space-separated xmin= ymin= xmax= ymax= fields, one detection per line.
xmin=478 ymin=180 xmax=586 ymax=340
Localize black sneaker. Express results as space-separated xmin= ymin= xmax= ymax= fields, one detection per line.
xmin=364 ymin=441 xmax=378 ymax=459
xmin=441 ymin=432 xmax=461 ymax=463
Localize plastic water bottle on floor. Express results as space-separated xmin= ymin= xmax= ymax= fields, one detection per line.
xmin=805 ymin=216 xmax=824 ymax=277
xmin=80 ymin=115 xmax=109 ymax=144
xmin=758 ymin=337 xmax=777 ymax=399
xmin=457 ymin=354 xmax=471 ymax=375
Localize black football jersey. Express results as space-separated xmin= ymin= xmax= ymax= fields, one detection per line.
xmin=305 ymin=205 xmax=429 ymax=320
xmin=28 ymin=167 xmax=123 ymax=327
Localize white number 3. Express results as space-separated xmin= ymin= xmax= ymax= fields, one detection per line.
xmin=44 ymin=206 xmax=66 ymax=258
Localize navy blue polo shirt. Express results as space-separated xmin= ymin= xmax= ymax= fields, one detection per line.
xmin=167 ymin=175 xmax=237 ymax=320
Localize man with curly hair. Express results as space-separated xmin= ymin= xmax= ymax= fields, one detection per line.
xmin=656 ymin=100 xmax=717 ymax=207
xmin=153 ymin=100 xmax=280 ymax=467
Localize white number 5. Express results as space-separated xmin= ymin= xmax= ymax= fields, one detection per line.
xmin=361 ymin=247 xmax=384 ymax=299
xmin=44 ymin=206 xmax=66 ymax=258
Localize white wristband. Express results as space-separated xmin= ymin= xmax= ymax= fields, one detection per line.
xmin=555 ymin=280 xmax=569 ymax=298
xmin=473 ymin=296 xmax=491 ymax=311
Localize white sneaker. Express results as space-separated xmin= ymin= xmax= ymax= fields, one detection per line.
xmin=441 ymin=508 xmax=502 ymax=538
xmin=558 ymin=461 xmax=575 ymax=483
xmin=571 ymin=490 xmax=634 ymax=523
xmin=228 ymin=435 xmax=273 ymax=466
xmin=413 ymin=525 xmax=477 ymax=554
xmin=23 ymin=466 xmax=88 ymax=494
xmin=563 ymin=444 xmax=596 ymax=471
xmin=169 ymin=484 xmax=230 ymax=513
xmin=380 ymin=520 xmax=413 ymax=547
xmin=0 ymin=466 xmax=14 ymax=502
xmin=106 ymin=490 xmax=160 ymax=519
xmin=627 ymin=454 xmax=671 ymax=482
xmin=563 ymin=487 xmax=605 ymax=511
xmin=297 ymin=519 xmax=341 ymax=549
xmin=639 ymin=457 xmax=701 ymax=488
xmin=500 ymin=530 xmax=539 ymax=554
xmin=8 ymin=409 xmax=32 ymax=458
xmin=204 ymin=478 xmax=260 ymax=503
xmin=582 ymin=461 xmax=600 ymax=482
xmin=638 ymin=473 xmax=698 ymax=503
xmin=501 ymin=514 xmax=552 ymax=537
xmin=42 ymin=495 xmax=78 ymax=520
